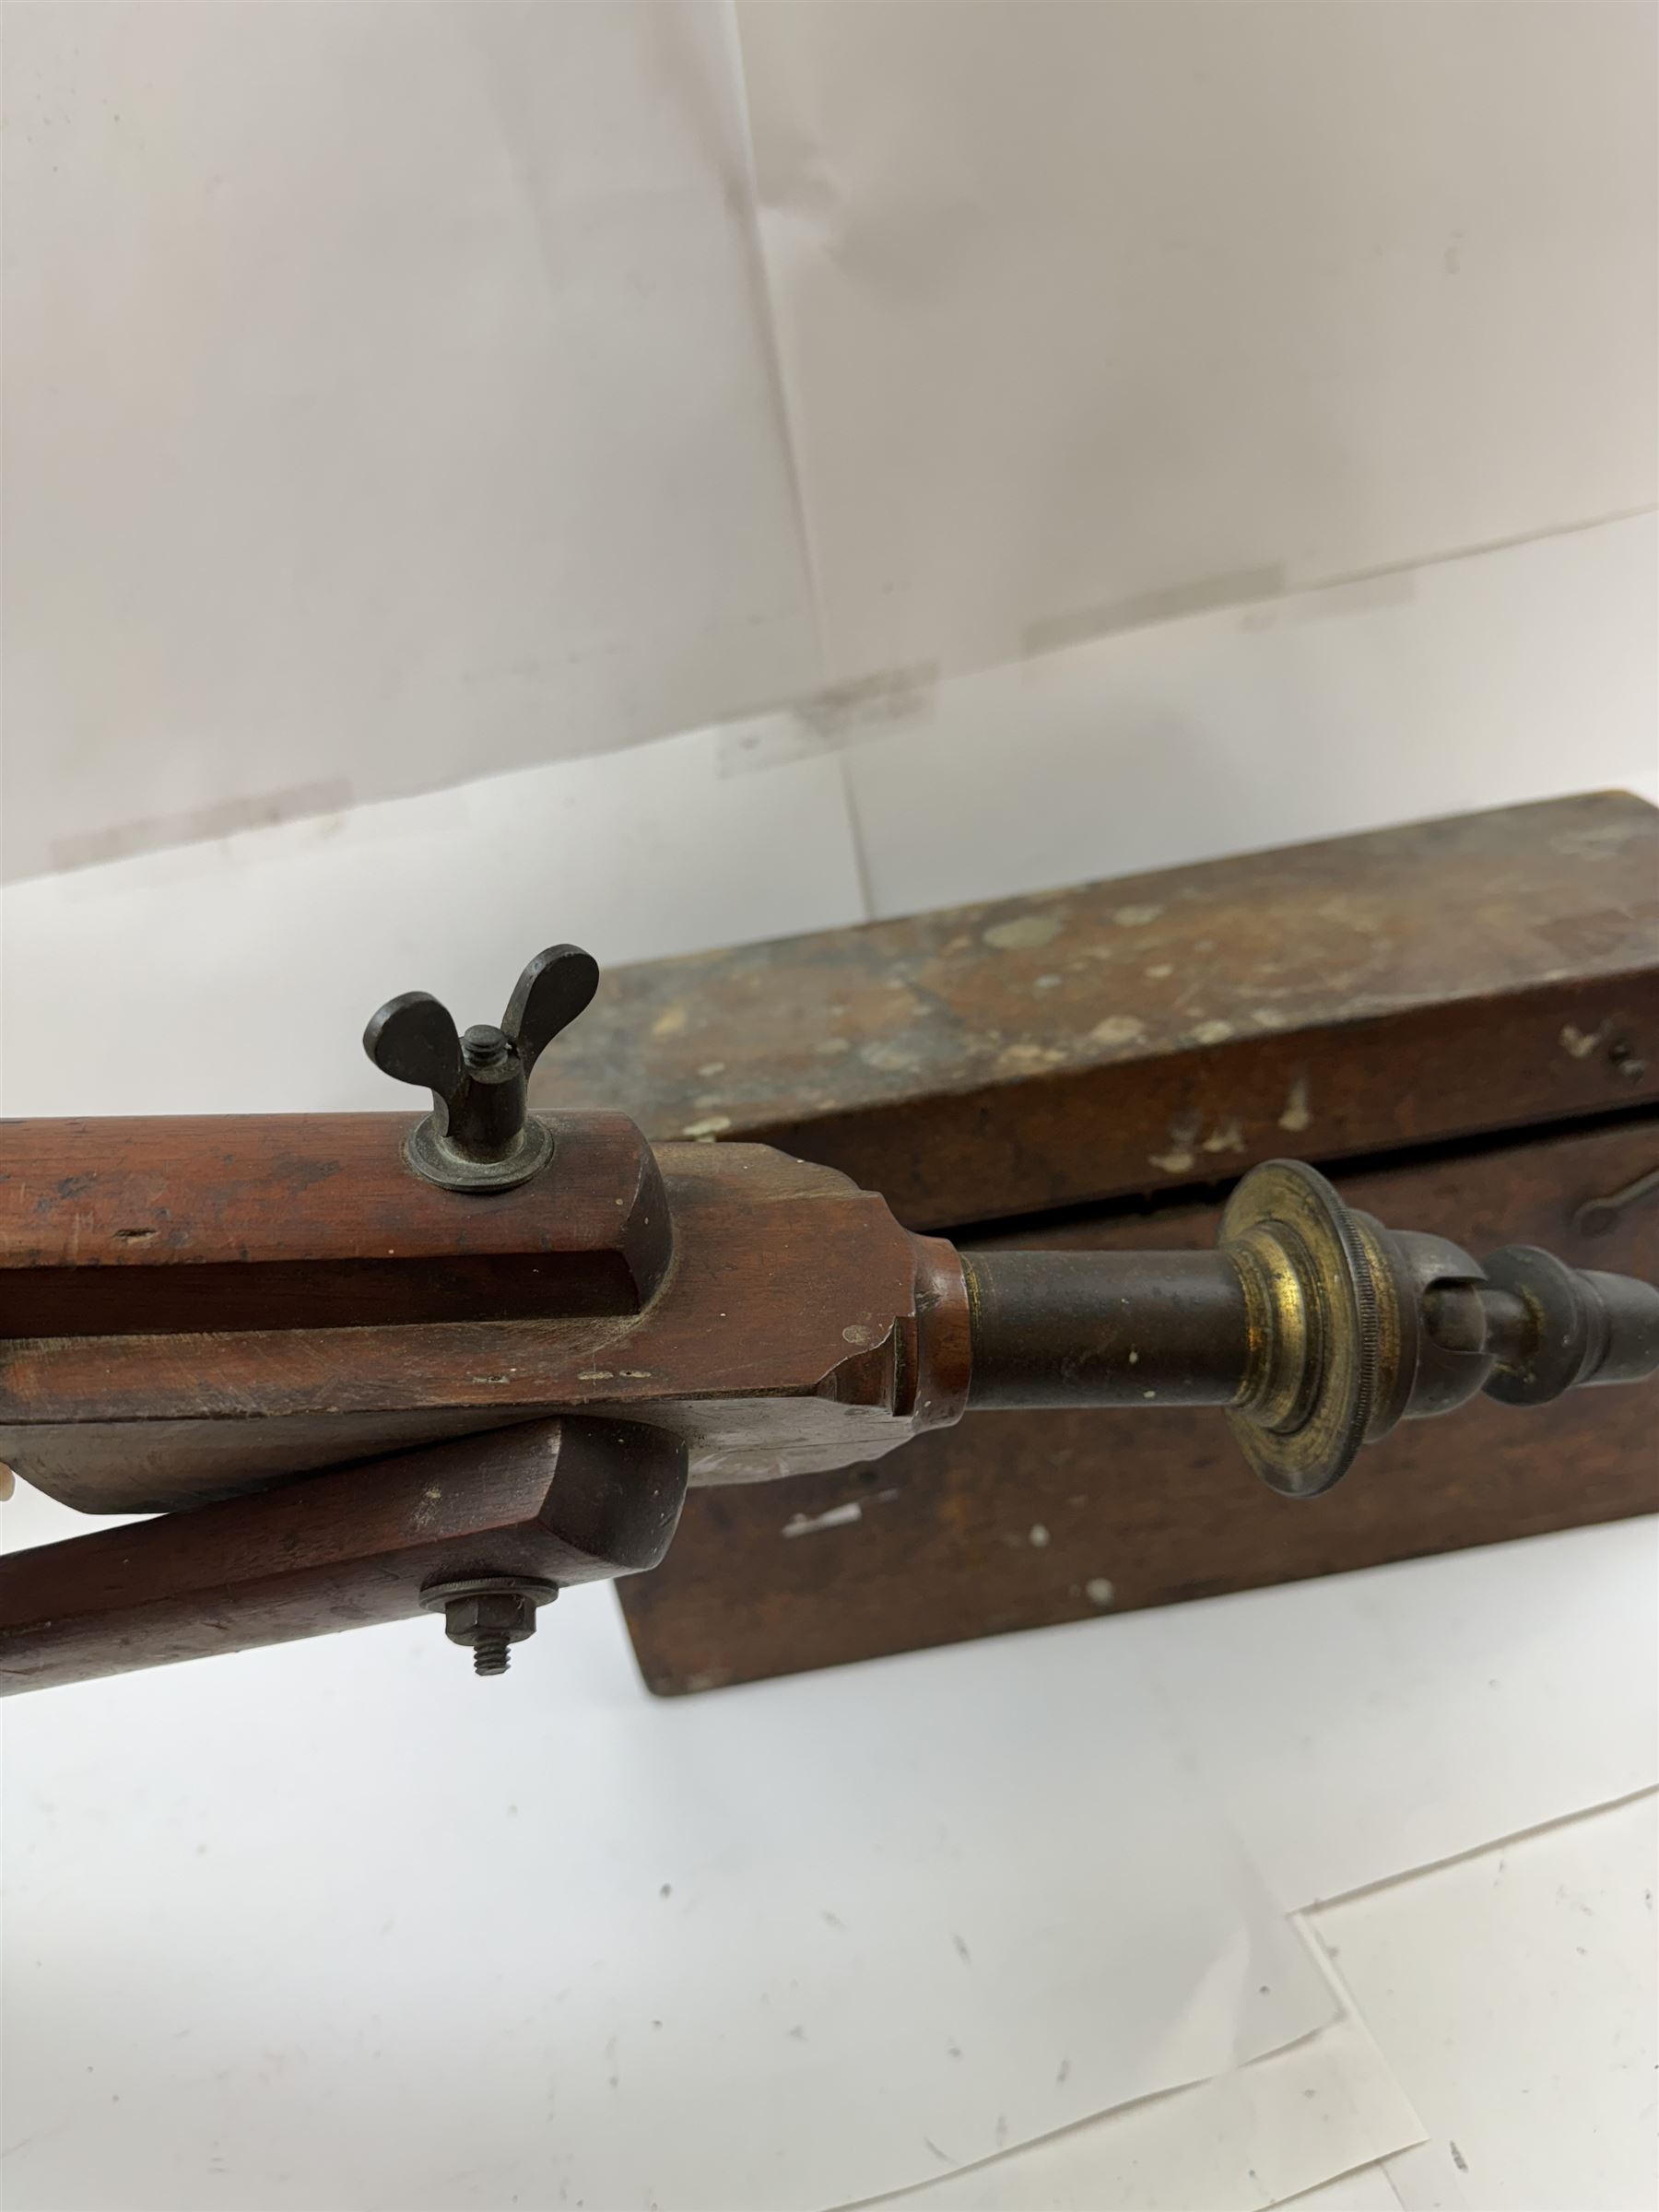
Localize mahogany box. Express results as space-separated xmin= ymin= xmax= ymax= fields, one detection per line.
xmin=535 ymin=793 xmax=1659 ymax=1692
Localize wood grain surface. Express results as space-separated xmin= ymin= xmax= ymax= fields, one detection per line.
xmin=533 ymin=793 xmax=1659 ymax=1228
xmin=0 ymin=1142 xmax=968 ymax=1513
xmin=0 ymin=1111 xmax=674 ymax=1332
xmin=0 ymin=1417 xmax=688 ymax=1695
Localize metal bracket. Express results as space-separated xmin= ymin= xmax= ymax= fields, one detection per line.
xmin=1574 ymin=1163 xmax=1659 ymax=1239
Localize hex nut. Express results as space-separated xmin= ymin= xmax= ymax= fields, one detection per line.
xmin=440 ymin=1589 xmax=541 ymax=1648
xmin=419 ymin=1575 xmax=559 ymax=1677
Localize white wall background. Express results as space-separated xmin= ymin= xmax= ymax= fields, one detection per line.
xmin=3 ymin=0 xmax=1654 ymax=885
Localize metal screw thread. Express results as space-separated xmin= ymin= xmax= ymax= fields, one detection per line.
xmin=461 ymin=1025 xmax=510 ymax=1070
xmin=472 ymin=1635 xmax=512 ymax=1677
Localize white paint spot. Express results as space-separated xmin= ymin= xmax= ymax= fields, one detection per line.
xmin=1112 ymin=903 xmax=1163 ymax=928
xmin=651 ymin=1005 xmax=688 ymax=1037
xmin=1086 ymin=1578 xmax=1117 ymax=1608
xmin=1029 ymin=1523 xmax=1051 ymax=1548
xmin=577 ymin=1370 xmax=615 ymax=1382
xmin=942 ymin=934 xmax=973 ymax=954
xmin=697 ymin=1062 xmax=726 ymax=1077
xmin=863 ymin=1041 xmax=920 ymax=1072
xmin=1088 ymin=1015 xmax=1147 ymax=1048
xmin=1190 ymin=1018 xmax=1234 ymax=1045
xmin=1034 ymin=973 xmax=1062 ymax=991
xmin=1143 ymin=1389 xmax=1157 ymax=1400
xmin=1560 ymin=1022 xmax=1610 ymax=1060
xmin=1202 ymin=1117 xmax=1246 ymax=1153
xmin=1145 ymin=962 xmax=1175 ymax=981
xmin=782 ymin=1501 xmax=864 ymax=1538
xmin=842 ymin=1323 xmax=877 ymax=1347
xmin=1127 ymin=1349 xmax=1139 ymax=1365
xmin=1278 ymin=1076 xmax=1312 ymax=1133
xmin=681 ymin=1113 xmax=732 ymax=1138
xmin=983 ymin=913 xmax=1062 ymax=951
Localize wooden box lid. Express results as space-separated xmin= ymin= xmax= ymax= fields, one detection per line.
xmin=534 ymin=794 xmax=1659 ymax=1230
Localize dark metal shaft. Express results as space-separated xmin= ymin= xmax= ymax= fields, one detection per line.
xmin=960 ymin=1163 xmax=1659 ymax=1499
xmin=1576 ymin=1268 xmax=1659 ymax=1384
xmin=963 ymin=1251 xmax=1252 ymax=1409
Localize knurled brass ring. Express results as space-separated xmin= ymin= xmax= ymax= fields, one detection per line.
xmin=1220 ymin=1159 xmax=1381 ymax=1498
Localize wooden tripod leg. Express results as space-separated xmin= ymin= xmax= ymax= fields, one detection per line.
xmin=0 ymin=1418 xmax=686 ymax=1696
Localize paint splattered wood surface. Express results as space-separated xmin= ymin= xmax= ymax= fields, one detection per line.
xmin=535 ymin=792 xmax=1659 ymax=1227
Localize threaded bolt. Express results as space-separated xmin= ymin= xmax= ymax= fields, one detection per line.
xmin=461 ymin=1024 xmax=510 ymax=1069
xmin=418 ymin=1575 xmax=558 ymax=1678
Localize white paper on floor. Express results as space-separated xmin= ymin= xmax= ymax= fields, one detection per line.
xmin=835 ymin=517 xmax=1659 ymax=920
xmin=877 ymin=1969 xmax=1422 ymax=2212
xmin=1379 ymin=2140 xmax=1470 ymax=2212
xmin=6 ymin=2 xmax=823 ymax=879
xmin=735 ymin=3 xmax=1653 ymax=694
xmin=1307 ymin=1792 xmax=1659 ymax=2212
xmin=0 ymin=1485 xmax=1331 ymax=2212
xmin=0 ymin=724 xmax=866 ymax=1119
xmin=1277 ymin=2167 xmax=1406 ymax=2212
xmin=1137 ymin=1519 xmax=1659 ymax=1910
